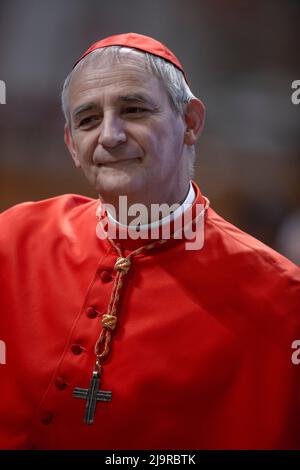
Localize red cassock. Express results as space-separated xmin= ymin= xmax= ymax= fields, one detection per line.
xmin=0 ymin=182 xmax=300 ymax=450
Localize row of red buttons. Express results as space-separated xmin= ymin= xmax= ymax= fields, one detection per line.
xmin=39 ymin=269 xmax=114 ymax=427
xmin=40 ymin=304 xmax=104 ymax=425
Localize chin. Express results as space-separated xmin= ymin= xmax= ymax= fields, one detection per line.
xmin=95 ymin=170 xmax=146 ymax=199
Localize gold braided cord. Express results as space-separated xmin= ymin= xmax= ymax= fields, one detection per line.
xmin=93 ymin=196 xmax=210 ymax=372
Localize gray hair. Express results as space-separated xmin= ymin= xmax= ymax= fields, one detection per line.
xmin=61 ymin=46 xmax=197 ymax=177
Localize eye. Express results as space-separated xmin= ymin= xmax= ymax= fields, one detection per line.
xmin=123 ymin=107 xmax=147 ymax=115
xmin=79 ymin=116 xmax=100 ymax=127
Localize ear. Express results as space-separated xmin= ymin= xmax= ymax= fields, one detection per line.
xmin=64 ymin=124 xmax=81 ymax=168
xmin=183 ymin=99 xmax=206 ymax=146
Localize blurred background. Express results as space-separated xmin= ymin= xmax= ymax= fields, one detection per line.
xmin=0 ymin=0 xmax=299 ymax=264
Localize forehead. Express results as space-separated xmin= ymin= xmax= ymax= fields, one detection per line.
xmin=68 ymin=50 xmax=167 ymax=108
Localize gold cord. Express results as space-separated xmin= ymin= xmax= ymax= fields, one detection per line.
xmin=93 ymin=196 xmax=210 ymax=373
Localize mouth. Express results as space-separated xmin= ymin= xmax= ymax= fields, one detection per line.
xmin=99 ymin=157 xmax=141 ymax=166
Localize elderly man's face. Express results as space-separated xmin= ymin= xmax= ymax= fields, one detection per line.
xmin=65 ymin=52 xmax=195 ymax=206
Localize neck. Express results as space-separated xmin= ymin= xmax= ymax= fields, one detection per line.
xmin=100 ymin=180 xmax=191 ymax=225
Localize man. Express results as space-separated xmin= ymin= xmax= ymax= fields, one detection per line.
xmin=0 ymin=33 xmax=299 ymax=450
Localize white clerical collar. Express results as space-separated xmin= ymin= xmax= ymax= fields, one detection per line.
xmin=106 ymin=181 xmax=195 ymax=230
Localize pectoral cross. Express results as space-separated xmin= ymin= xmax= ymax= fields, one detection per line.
xmin=73 ymin=371 xmax=112 ymax=424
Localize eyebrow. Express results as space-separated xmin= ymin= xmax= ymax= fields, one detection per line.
xmin=118 ymin=94 xmax=154 ymax=105
xmin=73 ymin=103 xmax=96 ymax=120
xmin=72 ymin=94 xmax=156 ymax=120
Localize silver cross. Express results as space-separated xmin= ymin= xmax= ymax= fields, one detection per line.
xmin=73 ymin=371 xmax=112 ymax=424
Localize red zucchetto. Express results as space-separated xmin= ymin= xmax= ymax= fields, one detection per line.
xmin=73 ymin=32 xmax=187 ymax=81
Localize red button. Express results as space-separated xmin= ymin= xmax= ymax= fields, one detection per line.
xmin=55 ymin=377 xmax=68 ymax=390
xmin=71 ymin=344 xmax=84 ymax=355
xmin=99 ymin=270 xmax=113 ymax=283
xmin=86 ymin=307 xmax=99 ymax=319
xmin=41 ymin=412 xmax=53 ymax=425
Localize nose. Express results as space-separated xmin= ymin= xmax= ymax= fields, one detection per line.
xmin=98 ymin=113 xmax=126 ymax=148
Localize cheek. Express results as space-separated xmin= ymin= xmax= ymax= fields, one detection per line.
xmin=74 ymin=133 xmax=97 ymax=162
xmin=151 ymin=123 xmax=184 ymax=156
xmin=138 ymin=125 xmax=168 ymax=152
xmin=126 ymin=126 xmax=156 ymax=155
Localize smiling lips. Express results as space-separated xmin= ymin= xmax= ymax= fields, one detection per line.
xmin=99 ymin=157 xmax=141 ymax=166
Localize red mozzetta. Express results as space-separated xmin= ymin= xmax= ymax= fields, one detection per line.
xmin=0 ymin=182 xmax=300 ymax=449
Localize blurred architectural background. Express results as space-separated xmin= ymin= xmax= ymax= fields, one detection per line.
xmin=0 ymin=0 xmax=299 ymax=264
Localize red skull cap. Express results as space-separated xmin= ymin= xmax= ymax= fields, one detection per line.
xmin=73 ymin=32 xmax=187 ymax=82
